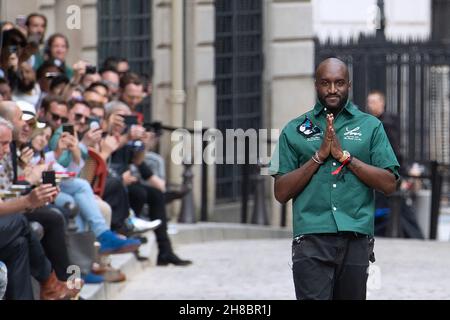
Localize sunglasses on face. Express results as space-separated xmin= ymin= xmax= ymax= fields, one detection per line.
xmin=26 ymin=120 xmax=37 ymax=129
xmin=74 ymin=113 xmax=89 ymax=122
xmin=50 ymin=112 xmax=68 ymax=123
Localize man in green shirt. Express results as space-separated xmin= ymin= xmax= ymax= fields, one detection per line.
xmin=270 ymin=58 xmax=399 ymax=300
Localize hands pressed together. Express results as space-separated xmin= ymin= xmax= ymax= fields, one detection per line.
xmin=317 ymin=114 xmax=345 ymax=163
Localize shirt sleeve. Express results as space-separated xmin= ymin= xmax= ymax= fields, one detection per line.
xmin=370 ymin=122 xmax=401 ymax=180
xmin=268 ymin=129 xmax=299 ymax=177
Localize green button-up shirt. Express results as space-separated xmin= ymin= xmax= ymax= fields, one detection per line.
xmin=270 ymin=100 xmax=400 ymax=237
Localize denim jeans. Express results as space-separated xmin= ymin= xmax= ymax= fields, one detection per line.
xmin=56 ymin=178 xmax=108 ymax=237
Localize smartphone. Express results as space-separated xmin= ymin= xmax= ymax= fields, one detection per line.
xmin=144 ymin=121 xmax=163 ymax=136
xmin=21 ymin=142 xmax=32 ymax=150
xmin=121 ymin=115 xmax=138 ymax=127
xmin=42 ymin=171 xmax=56 ymax=187
xmin=88 ymin=116 xmax=101 ymax=130
xmin=62 ymin=124 xmax=75 ymax=135
xmin=15 ymin=15 xmax=26 ymax=28
xmin=120 ymin=115 xmax=138 ymax=134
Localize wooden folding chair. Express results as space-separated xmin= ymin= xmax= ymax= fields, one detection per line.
xmin=80 ymin=149 xmax=108 ymax=198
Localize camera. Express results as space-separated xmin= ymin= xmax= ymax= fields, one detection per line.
xmin=85 ymin=65 xmax=97 ymax=74
xmin=130 ymin=140 xmax=145 ymax=152
xmin=144 ymin=121 xmax=163 ymax=137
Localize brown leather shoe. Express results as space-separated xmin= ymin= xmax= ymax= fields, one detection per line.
xmin=92 ymin=263 xmax=126 ymax=283
xmin=40 ymin=271 xmax=83 ymax=300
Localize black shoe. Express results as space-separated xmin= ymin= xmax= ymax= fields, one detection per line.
xmin=165 ymin=185 xmax=191 ymax=204
xmin=157 ymin=253 xmax=192 ymax=266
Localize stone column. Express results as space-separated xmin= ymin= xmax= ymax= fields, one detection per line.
xmin=264 ymin=0 xmax=315 ymax=227
xmin=184 ymin=0 xmax=216 ymax=219
xmin=53 ymin=0 xmax=83 ymax=66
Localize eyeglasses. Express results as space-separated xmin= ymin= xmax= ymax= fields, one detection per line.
xmin=74 ymin=113 xmax=89 ymax=122
xmin=26 ymin=119 xmax=37 ymax=129
xmin=50 ymin=112 xmax=68 ymax=123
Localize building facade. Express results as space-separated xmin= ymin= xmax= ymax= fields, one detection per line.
xmin=0 ymin=0 xmax=314 ymax=227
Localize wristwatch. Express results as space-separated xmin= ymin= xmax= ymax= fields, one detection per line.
xmin=339 ymin=150 xmax=351 ymax=163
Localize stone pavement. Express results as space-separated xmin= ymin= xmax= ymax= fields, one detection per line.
xmin=118 ymin=237 xmax=450 ymax=300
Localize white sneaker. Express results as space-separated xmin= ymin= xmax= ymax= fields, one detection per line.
xmin=130 ymin=217 xmax=162 ymax=232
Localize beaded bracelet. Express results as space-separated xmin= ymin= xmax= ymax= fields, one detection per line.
xmin=312 ymin=151 xmax=324 ymax=165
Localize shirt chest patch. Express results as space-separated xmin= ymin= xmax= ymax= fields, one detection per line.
xmin=343 ymin=126 xmax=363 ymax=141
xmin=297 ymin=117 xmax=322 ymax=140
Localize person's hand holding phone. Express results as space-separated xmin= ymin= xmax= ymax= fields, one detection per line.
xmin=108 ymin=113 xmax=126 ymax=137
xmin=22 ymin=163 xmax=49 ymax=186
xmin=25 ymin=184 xmax=59 ymax=209
xmin=143 ymin=131 xmax=156 ymax=150
xmin=82 ymin=127 xmax=102 ymax=147
xmin=129 ymin=124 xmax=145 ymax=141
xmin=65 ymin=132 xmax=82 ymax=164
xmin=122 ymin=170 xmax=138 ymax=186
xmin=56 ymin=133 xmax=69 ymax=152
xmin=72 ymin=60 xmax=89 ymax=83
xmin=60 ymin=131 xmax=78 ymax=151
xmin=100 ymin=134 xmax=120 ymax=158
xmin=18 ymin=146 xmax=34 ymax=169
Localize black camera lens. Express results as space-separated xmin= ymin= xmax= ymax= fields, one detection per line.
xmin=86 ymin=65 xmax=97 ymax=74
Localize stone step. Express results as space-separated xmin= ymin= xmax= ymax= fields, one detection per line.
xmin=81 ymin=223 xmax=291 ymax=300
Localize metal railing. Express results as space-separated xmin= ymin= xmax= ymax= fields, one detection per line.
xmin=160 ymin=125 xmax=209 ymax=223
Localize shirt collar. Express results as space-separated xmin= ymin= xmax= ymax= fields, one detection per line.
xmin=313 ymin=99 xmax=357 ymax=117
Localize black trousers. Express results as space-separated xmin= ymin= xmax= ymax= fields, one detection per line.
xmin=103 ymin=176 xmax=131 ymax=231
xmin=26 ymin=208 xmax=71 ymax=281
xmin=0 ymin=213 xmax=51 ymax=300
xmin=127 ymin=183 xmax=172 ymax=257
xmin=292 ymin=232 xmax=374 ymax=300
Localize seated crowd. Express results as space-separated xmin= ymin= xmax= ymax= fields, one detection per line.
xmin=0 ymin=13 xmax=191 ymax=300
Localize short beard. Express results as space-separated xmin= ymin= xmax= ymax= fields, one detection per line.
xmin=17 ymin=80 xmax=36 ymax=94
xmin=318 ymin=92 xmax=349 ymax=111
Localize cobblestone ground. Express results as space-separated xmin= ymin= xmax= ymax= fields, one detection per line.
xmin=118 ymin=238 xmax=450 ymax=300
